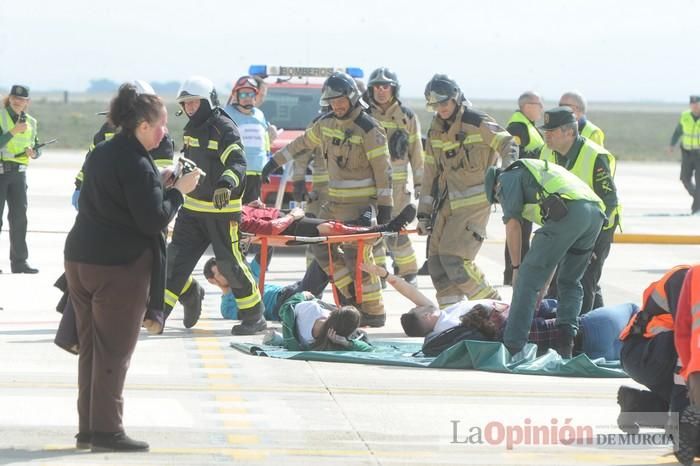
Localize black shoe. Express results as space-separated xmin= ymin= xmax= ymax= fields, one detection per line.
xmin=11 ymin=262 xmax=38 ymax=274
xmin=383 ymin=204 xmax=417 ymax=232
xmin=417 ymin=260 xmax=430 ymax=276
xmin=75 ymin=432 xmax=91 ymax=450
xmin=616 ymin=386 xmax=669 ymax=434
xmin=90 ymin=431 xmax=149 ymax=452
xmin=357 ymin=205 xmax=377 ymax=227
xmin=676 ymin=405 xmax=700 ymax=466
xmin=232 ymin=318 xmax=267 ymax=335
xmin=402 ymin=273 xmax=418 ymax=287
xmin=554 ymin=327 xmax=574 ymax=359
xmin=359 ymin=313 xmax=386 ymax=328
xmin=180 ymin=280 xmax=204 ymax=329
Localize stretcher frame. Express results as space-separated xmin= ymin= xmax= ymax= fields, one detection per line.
xmin=245 ymin=229 xmax=416 ymax=307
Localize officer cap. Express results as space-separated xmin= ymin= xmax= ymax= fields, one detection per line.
xmin=690 ymin=95 xmax=700 ymax=104
xmin=10 ymin=85 xmax=30 ymax=99
xmin=539 ymin=106 xmax=576 ymax=130
xmin=485 ymin=166 xmax=503 ymax=204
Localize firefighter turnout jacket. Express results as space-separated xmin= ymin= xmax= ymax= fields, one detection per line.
xmin=182 ymin=108 xmax=247 ymax=217
xmin=367 ymin=100 xmax=423 ymax=193
xmin=273 ymin=105 xmax=392 ymax=208
xmin=418 ymin=105 xmax=514 ymax=218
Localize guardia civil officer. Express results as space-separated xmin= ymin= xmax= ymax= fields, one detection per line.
xmin=0 ymin=85 xmax=40 ymax=273
xmin=166 ymin=76 xmax=266 ymax=335
xmin=485 ymin=144 xmax=605 ymax=358
xmin=539 ymin=106 xmax=621 ymax=312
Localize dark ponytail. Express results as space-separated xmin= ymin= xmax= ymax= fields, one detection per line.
xmin=109 ymin=83 xmax=164 ymax=133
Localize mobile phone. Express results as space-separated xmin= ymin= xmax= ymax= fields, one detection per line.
xmin=18 ymin=112 xmax=26 ymax=123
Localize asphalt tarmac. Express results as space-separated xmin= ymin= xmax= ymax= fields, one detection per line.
xmin=0 ymin=151 xmax=698 ymax=465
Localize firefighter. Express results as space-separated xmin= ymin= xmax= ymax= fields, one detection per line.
xmin=617 ymin=265 xmax=690 ymax=435
xmin=0 ymin=84 xmax=40 ymax=274
xmin=417 ymin=74 xmax=516 ymax=308
xmin=674 ymin=264 xmax=700 ymax=465
xmin=224 ymin=76 xmax=272 ymax=203
xmin=366 ymin=67 xmax=423 ymax=286
xmin=667 ymin=95 xmax=700 ymax=215
xmin=558 ymin=91 xmax=605 ymax=146
xmin=165 ymin=76 xmax=265 ymax=335
xmin=539 ymin=106 xmax=621 ymax=312
xmin=262 ymin=72 xmax=392 ymax=327
xmin=291 ymin=106 xmax=331 ymax=219
xmin=485 ymin=158 xmax=605 ymax=357
xmin=502 ymin=91 xmax=545 ymax=285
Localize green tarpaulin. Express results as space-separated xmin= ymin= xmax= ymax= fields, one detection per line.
xmin=230 ymin=339 xmax=628 ymax=378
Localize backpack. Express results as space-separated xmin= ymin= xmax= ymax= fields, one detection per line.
xmin=418 ymin=325 xmax=488 ymax=357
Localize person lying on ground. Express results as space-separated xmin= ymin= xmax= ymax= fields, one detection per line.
xmin=272 ymin=292 xmax=373 ymax=352
xmin=241 ymin=200 xmax=416 ymax=237
xmin=362 ymin=263 xmax=634 ymax=359
xmin=203 ymin=256 xmax=328 ymax=322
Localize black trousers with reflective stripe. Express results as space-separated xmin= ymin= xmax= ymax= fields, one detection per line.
xmin=0 ymin=170 xmax=29 ymax=264
xmin=165 ymin=210 xmax=261 ymax=313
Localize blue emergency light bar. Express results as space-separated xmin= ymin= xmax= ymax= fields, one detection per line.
xmin=249 ymin=65 xmax=364 ymax=79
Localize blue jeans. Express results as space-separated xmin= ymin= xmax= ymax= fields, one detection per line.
xmin=580 ymin=302 xmax=637 ymax=360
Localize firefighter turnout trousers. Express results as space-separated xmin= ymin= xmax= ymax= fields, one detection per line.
xmin=164 ymin=211 xmax=262 ymax=322
xmin=373 ymin=184 xmax=418 ymax=276
xmin=312 ymin=201 xmax=384 ymax=317
xmin=428 ymin=201 xmax=499 ymax=308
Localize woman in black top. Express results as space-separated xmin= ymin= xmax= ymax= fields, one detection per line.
xmin=64 ymin=83 xmax=199 ymax=452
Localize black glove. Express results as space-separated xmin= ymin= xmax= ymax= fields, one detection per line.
xmin=261 ymin=159 xmax=279 ymax=184
xmin=377 ymin=205 xmax=392 ymax=225
xmin=292 ymin=180 xmax=307 ymax=202
xmin=213 ymin=187 xmax=231 ymax=209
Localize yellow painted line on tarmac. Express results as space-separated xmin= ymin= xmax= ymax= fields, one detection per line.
xmin=218 ymin=406 xmax=248 ymax=414
xmin=227 ymin=434 xmax=260 ymax=444
xmin=0 ymin=380 xmax=621 ymax=399
xmin=222 ymin=419 xmax=252 ymax=429
xmin=201 ymin=361 xmax=230 ymax=369
xmin=614 ymin=233 xmax=700 ymax=244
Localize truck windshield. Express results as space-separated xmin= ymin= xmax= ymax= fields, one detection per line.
xmin=261 ymin=87 xmax=321 ymax=130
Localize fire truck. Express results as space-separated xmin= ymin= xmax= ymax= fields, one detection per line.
xmin=248 ymin=65 xmax=364 ymax=206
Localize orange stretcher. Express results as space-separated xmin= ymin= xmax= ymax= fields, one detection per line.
xmin=245 ymin=230 xmax=416 ymax=307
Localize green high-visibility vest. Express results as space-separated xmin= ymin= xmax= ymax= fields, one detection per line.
xmin=0 ymin=107 xmax=36 ymax=165
xmin=679 ymin=110 xmax=700 ymax=150
xmin=540 ymin=138 xmax=621 ymax=230
xmin=506 ymin=111 xmax=544 ymax=154
xmin=580 ymin=120 xmax=605 ymax=146
xmin=510 ymin=158 xmax=604 ymax=226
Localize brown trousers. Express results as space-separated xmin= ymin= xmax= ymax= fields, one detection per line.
xmin=65 ymin=249 xmax=152 ymax=433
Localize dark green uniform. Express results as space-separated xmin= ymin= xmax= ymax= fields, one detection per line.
xmin=494 ymin=160 xmax=605 ymax=354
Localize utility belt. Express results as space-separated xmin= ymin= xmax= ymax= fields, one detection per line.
xmin=0 ymin=161 xmax=27 ymax=174
xmin=682 ymin=148 xmax=700 ymax=156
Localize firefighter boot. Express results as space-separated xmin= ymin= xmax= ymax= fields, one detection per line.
xmin=360 ymin=313 xmax=386 ymax=328
xmin=232 ymin=302 xmax=267 ymax=335
xmin=417 ymin=260 xmax=430 ymax=276
xmin=180 ymin=280 xmax=205 ymax=329
xmin=616 ymin=386 xmax=669 ymax=434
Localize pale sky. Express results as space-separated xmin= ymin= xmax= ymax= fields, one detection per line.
xmin=1 ymin=0 xmax=697 ymax=102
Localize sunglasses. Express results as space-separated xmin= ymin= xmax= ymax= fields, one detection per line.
xmin=238 ymin=91 xmax=256 ymax=99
